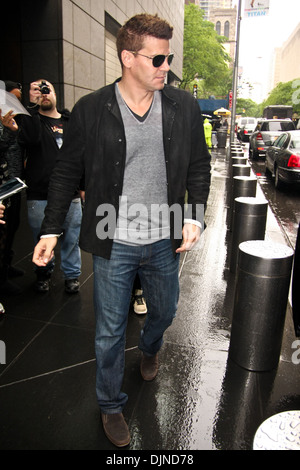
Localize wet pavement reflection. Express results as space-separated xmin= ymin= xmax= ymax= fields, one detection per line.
xmin=0 ymin=145 xmax=299 ymax=450
xmin=249 ymin=155 xmax=300 ymax=249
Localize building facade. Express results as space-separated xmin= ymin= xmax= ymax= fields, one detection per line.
xmin=272 ymin=22 xmax=300 ymax=88
xmin=185 ymin=1 xmax=236 ymax=63
xmin=209 ymin=7 xmax=236 ymax=61
xmin=2 ymin=0 xmax=184 ymax=110
xmin=185 ymin=0 xmax=232 ymax=20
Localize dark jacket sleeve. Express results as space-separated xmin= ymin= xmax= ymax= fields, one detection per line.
xmin=18 ymin=104 xmax=43 ymax=146
xmin=0 ymin=124 xmax=16 ymax=152
xmin=187 ymin=96 xmax=211 ymax=218
xmin=40 ymin=101 xmax=85 ymax=235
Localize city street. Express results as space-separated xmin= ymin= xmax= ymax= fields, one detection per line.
xmin=0 ymin=144 xmax=299 ymax=450
xmin=244 ymin=143 xmax=300 ymax=249
xmin=0 ymin=0 xmax=299 ymax=452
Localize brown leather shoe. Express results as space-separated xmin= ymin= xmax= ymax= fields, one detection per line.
xmin=140 ymin=353 xmax=159 ymax=381
xmin=101 ymin=412 xmax=130 ymax=447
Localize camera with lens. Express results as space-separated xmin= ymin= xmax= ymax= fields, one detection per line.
xmin=39 ymin=81 xmax=50 ymax=95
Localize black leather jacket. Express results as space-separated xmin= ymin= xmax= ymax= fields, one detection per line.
xmin=41 ymin=81 xmax=211 ymax=258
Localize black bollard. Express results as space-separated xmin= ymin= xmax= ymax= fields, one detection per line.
xmin=229 ymin=145 xmax=244 ymax=163
xmin=232 ymin=164 xmax=251 ymax=178
xmin=231 ymin=150 xmax=245 ymax=158
xmin=229 ymin=240 xmax=294 ymax=371
xmin=231 ymin=156 xmax=248 ymax=165
xmin=232 ymin=175 xmax=257 ymax=199
xmin=229 ymin=163 xmax=250 ymax=185
xmin=230 ymin=197 xmax=268 ymax=273
xmin=229 ymin=176 xmax=257 ymax=230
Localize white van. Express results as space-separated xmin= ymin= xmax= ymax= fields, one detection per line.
xmin=236 ymin=117 xmax=257 ymax=142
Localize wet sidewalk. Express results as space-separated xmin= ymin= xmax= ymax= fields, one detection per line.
xmin=0 ymin=146 xmax=299 ymax=450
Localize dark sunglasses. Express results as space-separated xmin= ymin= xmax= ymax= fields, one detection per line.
xmin=131 ymin=52 xmax=174 ymax=68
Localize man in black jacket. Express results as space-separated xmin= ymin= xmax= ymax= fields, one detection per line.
xmin=19 ymin=80 xmax=82 ymax=293
xmin=32 ymin=14 xmax=211 ymax=446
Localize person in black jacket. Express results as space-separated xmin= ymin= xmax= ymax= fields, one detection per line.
xmin=32 ymin=14 xmax=211 ymax=447
xmin=0 ymin=81 xmax=25 ymax=295
xmin=0 ymin=201 xmax=7 ymax=321
xmin=19 ymin=80 xmax=82 ymax=294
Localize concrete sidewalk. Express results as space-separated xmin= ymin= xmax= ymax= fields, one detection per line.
xmin=0 ymin=145 xmax=299 ymax=450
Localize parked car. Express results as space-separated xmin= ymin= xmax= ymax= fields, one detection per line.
xmin=265 ymin=130 xmax=300 ymax=189
xmin=249 ymin=119 xmax=295 ymax=159
xmin=236 ymin=117 xmax=257 ymax=142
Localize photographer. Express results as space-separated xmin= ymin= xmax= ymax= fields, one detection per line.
xmin=19 ymin=80 xmax=82 ymax=293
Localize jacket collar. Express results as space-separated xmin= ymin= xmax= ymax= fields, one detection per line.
xmin=105 ymin=79 xmax=178 ymax=107
xmin=104 ymin=81 xmax=178 ymax=127
xmin=161 ymin=85 xmax=178 ymax=109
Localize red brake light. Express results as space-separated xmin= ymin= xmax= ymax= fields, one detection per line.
xmin=244 ymin=129 xmax=248 ymax=135
xmin=256 ymin=132 xmax=263 ymax=142
xmin=288 ymin=154 xmax=300 ymax=168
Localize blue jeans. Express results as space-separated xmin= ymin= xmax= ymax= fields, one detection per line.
xmin=27 ymin=199 xmax=82 ymax=280
xmin=93 ymin=239 xmax=180 ymax=413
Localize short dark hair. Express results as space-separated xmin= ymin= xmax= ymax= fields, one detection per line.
xmin=5 ymin=81 xmax=22 ymax=92
xmin=116 ymin=13 xmax=173 ymax=64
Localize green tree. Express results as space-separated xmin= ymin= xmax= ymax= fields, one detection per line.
xmin=180 ymin=4 xmax=232 ymax=97
xmin=261 ymin=79 xmax=300 ymax=115
xmin=236 ymin=98 xmax=261 ymax=117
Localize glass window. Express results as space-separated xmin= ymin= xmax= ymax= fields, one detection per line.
xmin=224 ymin=21 xmax=230 ymax=38
xmin=275 ymin=134 xmax=287 ymax=148
xmin=268 ymin=122 xmax=281 ymax=131
xmin=282 ymin=121 xmax=295 ymax=131
xmin=290 ymin=136 xmax=300 ymax=150
xmin=261 ymin=121 xmax=295 ymax=132
xmin=216 ymin=21 xmax=221 ymax=35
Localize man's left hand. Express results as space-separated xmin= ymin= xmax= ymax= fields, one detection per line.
xmin=176 ymin=223 xmax=201 ymax=253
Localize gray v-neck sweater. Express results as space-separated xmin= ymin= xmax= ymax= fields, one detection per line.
xmin=115 ymin=84 xmax=169 ymax=245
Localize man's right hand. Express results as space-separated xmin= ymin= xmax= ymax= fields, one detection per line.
xmin=29 ymin=81 xmax=42 ymax=105
xmin=32 ymin=237 xmax=57 ymax=266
